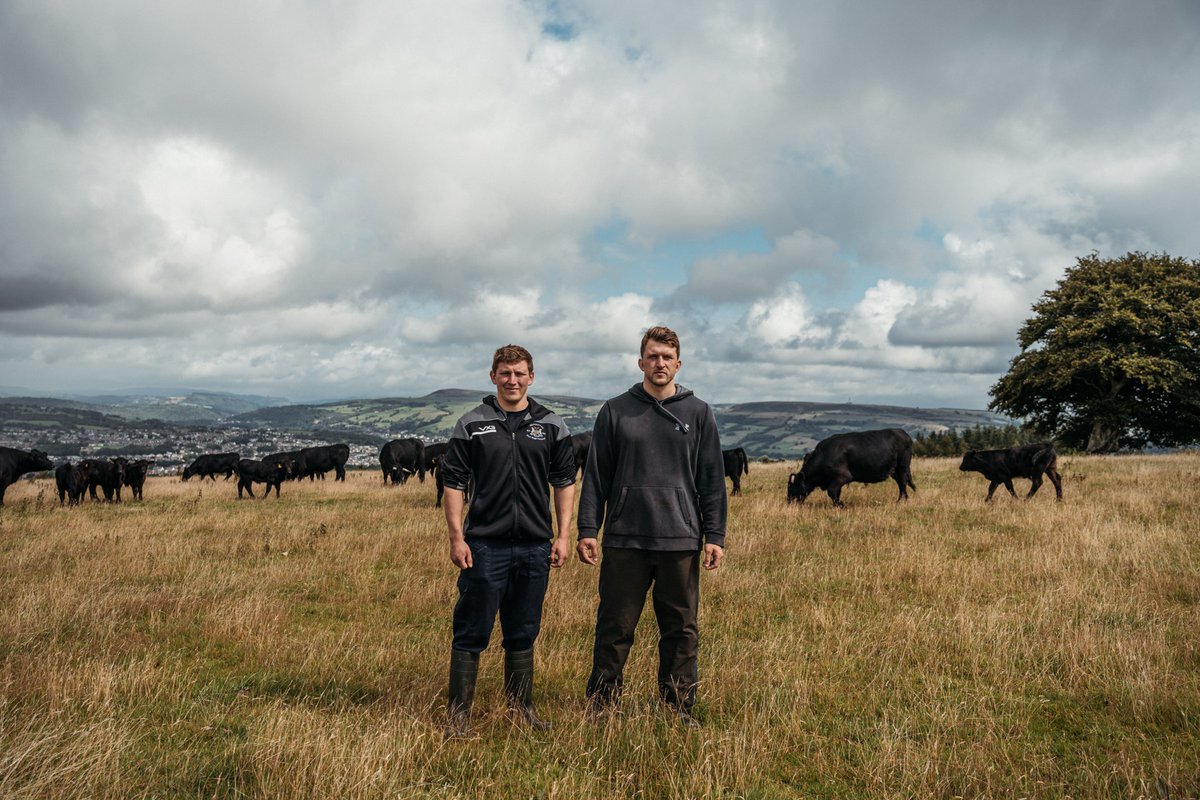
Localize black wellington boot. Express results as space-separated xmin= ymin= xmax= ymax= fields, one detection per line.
xmin=446 ymin=649 xmax=479 ymax=737
xmin=504 ymin=648 xmax=551 ymax=730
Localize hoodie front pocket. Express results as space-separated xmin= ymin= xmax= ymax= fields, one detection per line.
xmin=608 ymin=486 xmax=695 ymax=532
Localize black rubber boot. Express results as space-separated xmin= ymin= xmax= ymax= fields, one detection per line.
xmin=446 ymin=649 xmax=479 ymax=737
xmin=504 ymin=648 xmax=551 ymax=730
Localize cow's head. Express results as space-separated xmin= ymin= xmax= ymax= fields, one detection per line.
xmin=786 ymin=471 xmax=813 ymax=504
xmin=28 ymin=449 xmax=54 ymax=472
xmin=959 ymin=450 xmax=978 ymax=471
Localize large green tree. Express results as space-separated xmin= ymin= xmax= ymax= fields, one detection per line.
xmin=989 ymin=251 xmax=1200 ymax=453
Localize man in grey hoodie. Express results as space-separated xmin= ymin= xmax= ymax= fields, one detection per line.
xmin=576 ymin=325 xmax=727 ymax=727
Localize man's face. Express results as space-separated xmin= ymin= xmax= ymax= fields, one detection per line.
xmin=490 ymin=360 xmax=533 ymax=406
xmin=638 ymin=340 xmax=681 ymax=388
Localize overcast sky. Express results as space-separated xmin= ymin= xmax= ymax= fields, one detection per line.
xmin=1 ymin=1 xmax=1197 ymax=408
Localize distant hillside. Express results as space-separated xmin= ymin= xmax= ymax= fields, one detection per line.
xmin=2 ymin=389 xmax=1010 ymax=460
xmin=227 ymin=389 xmax=606 ymax=441
xmin=226 ymin=391 xmax=1008 ymax=459
xmin=67 ymin=390 xmax=290 ymax=423
xmin=714 ymin=401 xmax=1010 ymax=460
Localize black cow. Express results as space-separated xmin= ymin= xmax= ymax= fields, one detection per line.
xmin=787 ymin=429 xmax=916 ymax=508
xmin=422 ymin=442 xmax=453 ymax=507
xmin=423 ymin=442 xmax=448 ymax=475
xmin=81 ymin=458 xmax=125 ymax=502
xmin=55 ymin=461 xmax=91 ymax=506
xmin=570 ymin=432 xmax=593 ymax=477
xmin=424 ymin=442 xmax=472 ymax=508
xmin=182 ymin=452 xmax=240 ymax=482
xmin=0 ymin=447 xmax=54 ymax=506
xmin=380 ymin=438 xmax=425 ymax=485
xmin=723 ymin=447 xmax=749 ymax=496
xmin=236 ymin=458 xmax=288 ymax=498
xmin=959 ymin=443 xmax=1063 ymax=502
xmin=301 ymin=444 xmax=350 ymax=481
xmin=119 ymin=459 xmax=155 ymax=500
xmin=264 ymin=450 xmax=306 ymax=480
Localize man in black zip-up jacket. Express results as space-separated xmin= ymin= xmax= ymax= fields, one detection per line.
xmin=440 ymin=344 xmax=576 ymax=736
xmin=576 ymin=326 xmax=727 ymax=727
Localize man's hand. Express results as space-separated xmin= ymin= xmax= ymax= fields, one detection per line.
xmin=450 ymin=538 xmax=473 ymax=570
xmin=576 ymin=537 xmax=599 ymax=565
xmin=703 ymin=543 xmax=724 ymax=570
xmin=550 ymin=536 xmax=570 ymax=568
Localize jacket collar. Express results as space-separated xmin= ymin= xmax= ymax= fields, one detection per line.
xmin=483 ymin=394 xmax=550 ymax=423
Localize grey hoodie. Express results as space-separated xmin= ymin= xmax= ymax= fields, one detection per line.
xmin=577 ymin=383 xmax=727 ymax=550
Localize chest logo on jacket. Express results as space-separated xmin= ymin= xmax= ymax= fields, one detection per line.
xmin=471 ymin=425 xmax=498 ymax=437
xmin=525 ymin=424 xmax=546 ymax=441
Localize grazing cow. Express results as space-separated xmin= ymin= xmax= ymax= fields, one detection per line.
xmin=81 ymin=458 xmax=125 ymax=502
xmin=182 ymin=452 xmax=240 ymax=482
xmin=959 ymin=443 xmax=1063 ymax=502
xmin=426 ymin=443 xmax=472 ymax=509
xmin=787 ymin=429 xmax=916 ymax=508
xmin=300 ymin=444 xmax=350 ymax=481
xmin=722 ymin=447 xmax=750 ymax=496
xmin=56 ymin=461 xmax=91 ymax=506
xmin=570 ymin=432 xmax=593 ymax=477
xmin=379 ymin=438 xmax=425 ymax=485
xmin=423 ymin=441 xmax=448 ymax=475
xmin=236 ymin=458 xmax=288 ymax=498
xmin=423 ymin=442 xmax=450 ymax=505
xmin=264 ymin=450 xmax=306 ymax=480
xmin=0 ymin=447 xmax=54 ymax=506
xmin=118 ymin=459 xmax=156 ymax=500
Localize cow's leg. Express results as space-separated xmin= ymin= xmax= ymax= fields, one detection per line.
xmin=1002 ymin=479 xmax=1017 ymax=498
xmin=1046 ymin=467 xmax=1063 ymax=500
xmin=985 ymin=481 xmax=1001 ymax=502
xmin=893 ymin=473 xmax=908 ymax=501
xmin=336 ymin=466 xmax=345 ymax=481
xmin=730 ymin=475 xmax=741 ymax=496
xmin=827 ymin=480 xmax=847 ymax=508
xmin=1025 ymin=473 xmax=1043 ymax=499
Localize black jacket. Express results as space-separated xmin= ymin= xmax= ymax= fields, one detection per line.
xmin=440 ymin=395 xmax=576 ymax=540
xmin=577 ymin=384 xmax=727 ymax=550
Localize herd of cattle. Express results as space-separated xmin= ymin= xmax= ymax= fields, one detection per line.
xmin=0 ymin=429 xmax=1063 ymax=508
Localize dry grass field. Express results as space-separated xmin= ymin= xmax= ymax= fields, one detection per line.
xmin=1 ymin=455 xmax=1198 ymax=799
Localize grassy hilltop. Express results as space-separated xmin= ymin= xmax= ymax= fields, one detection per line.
xmin=1 ymin=455 xmax=1197 ymax=798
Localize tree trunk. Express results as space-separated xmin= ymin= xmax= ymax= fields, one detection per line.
xmin=1086 ymin=421 xmax=1120 ymax=453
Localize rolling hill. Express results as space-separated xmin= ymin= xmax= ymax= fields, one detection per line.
xmin=2 ymin=389 xmax=1010 ymax=460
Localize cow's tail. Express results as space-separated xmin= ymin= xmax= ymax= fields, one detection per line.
xmin=740 ymin=449 xmax=749 ymax=475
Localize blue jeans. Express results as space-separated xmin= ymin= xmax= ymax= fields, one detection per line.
xmin=452 ymin=538 xmax=552 ymax=654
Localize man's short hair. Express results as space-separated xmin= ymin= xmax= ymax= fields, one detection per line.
xmin=491 ymin=344 xmax=534 ymax=373
xmin=640 ymin=326 xmax=681 ymax=359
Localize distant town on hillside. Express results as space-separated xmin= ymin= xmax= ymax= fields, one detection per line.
xmin=0 ymin=389 xmax=1011 ymax=471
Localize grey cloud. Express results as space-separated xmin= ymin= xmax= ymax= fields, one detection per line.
xmin=889 ymin=302 xmax=1019 ymax=348
xmin=667 ymin=230 xmax=839 ymax=305
xmin=0 ymin=274 xmax=110 ymax=311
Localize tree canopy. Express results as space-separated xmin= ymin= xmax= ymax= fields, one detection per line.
xmin=989 ymin=251 xmax=1200 ymax=453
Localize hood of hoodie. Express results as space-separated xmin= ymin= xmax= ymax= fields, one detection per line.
xmin=628 ymin=383 xmax=695 ymax=434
